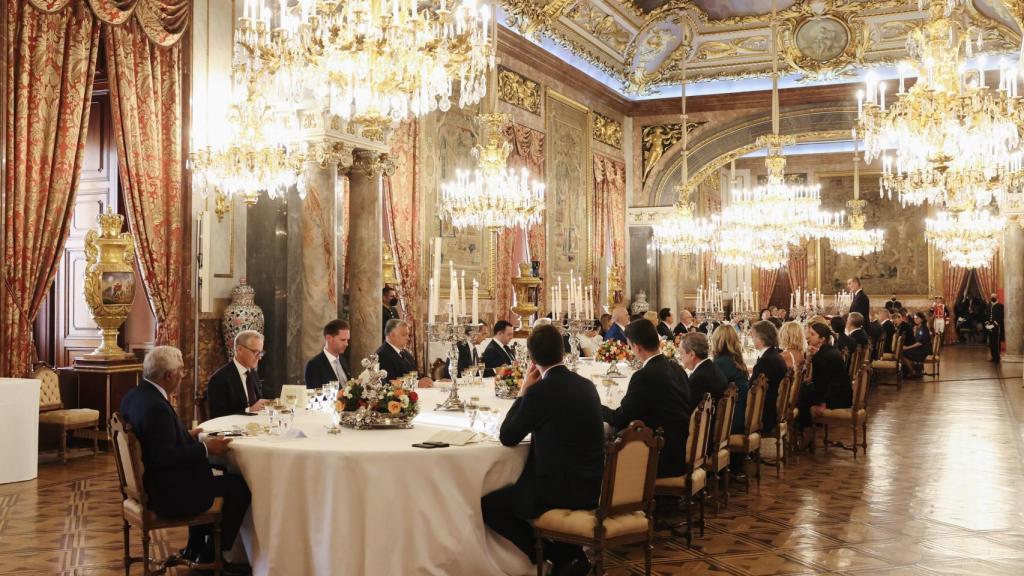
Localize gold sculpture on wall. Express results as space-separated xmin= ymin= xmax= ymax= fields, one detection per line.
xmin=592 ymin=111 xmax=622 ymax=149
xmin=497 ymin=66 xmax=541 ymax=115
xmin=641 ymin=121 xmax=705 ymax=183
xmin=83 ymin=209 xmax=136 ymax=359
xmin=779 ymin=1 xmax=867 ymax=80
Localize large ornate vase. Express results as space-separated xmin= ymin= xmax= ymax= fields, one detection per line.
xmin=631 ymin=291 xmax=650 ymax=315
xmin=511 ymin=262 xmax=542 ymax=330
xmin=83 ymin=210 xmax=136 ymax=359
xmin=222 ymin=279 xmax=265 ymax=359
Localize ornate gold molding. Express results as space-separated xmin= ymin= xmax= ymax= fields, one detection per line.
xmin=592 ymin=111 xmax=622 ymax=149
xmin=353 ymin=151 xmax=397 ymax=178
xmin=779 ymin=1 xmax=868 ymax=80
xmin=306 ymin=141 xmax=353 ymax=170
xmin=497 ymin=66 xmax=541 ymax=115
xmin=641 ymin=121 xmax=705 ymax=184
xmin=214 ymin=189 xmax=231 ymax=221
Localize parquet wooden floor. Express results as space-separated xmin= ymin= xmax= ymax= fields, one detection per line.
xmin=2 ymin=345 xmax=1022 ymax=575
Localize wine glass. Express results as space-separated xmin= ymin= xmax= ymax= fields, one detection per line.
xmin=477 ymin=405 xmax=492 ymax=434
xmin=465 ymin=397 xmax=480 ymax=430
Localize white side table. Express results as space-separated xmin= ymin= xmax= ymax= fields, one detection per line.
xmin=0 ymin=378 xmax=41 ymax=484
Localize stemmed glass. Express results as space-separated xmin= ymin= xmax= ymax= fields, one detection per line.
xmin=465 ymin=397 xmax=480 ymax=430
xmin=477 ymin=405 xmax=492 ymax=435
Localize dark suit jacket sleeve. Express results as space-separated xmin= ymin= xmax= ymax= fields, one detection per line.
xmin=602 ymin=373 xmax=649 ymax=430
xmin=482 ymin=343 xmax=508 ymax=377
xmin=499 ymin=385 xmax=546 ymax=447
xmin=138 ymin=401 xmax=207 ymax=469
xmin=304 ymin=355 xmax=324 ymax=389
xmin=206 ymin=370 xmax=234 ymax=419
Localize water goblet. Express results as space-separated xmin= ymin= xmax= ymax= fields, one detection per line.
xmin=465 ymin=398 xmax=480 ymax=430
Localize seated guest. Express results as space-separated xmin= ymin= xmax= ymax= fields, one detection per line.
xmin=376 ymin=319 xmax=433 ymax=388
xmin=673 ymin=309 xmax=698 ymax=336
xmin=829 ymin=315 xmax=847 ymax=340
xmin=838 ymin=312 xmax=869 ymax=357
xmin=711 ymin=325 xmax=751 ymax=475
xmin=657 ymin=308 xmax=676 ymax=340
xmin=304 ymin=319 xmax=351 ymax=389
xmin=482 ymin=325 xmax=604 ymax=576
xmin=120 ymin=347 xmax=250 ymax=572
xmin=482 ymin=320 xmax=518 ymax=377
xmin=894 ymin=310 xmax=914 ymax=349
xmin=443 ymin=325 xmax=487 ymax=379
xmin=877 ymin=308 xmax=896 ymax=354
xmin=643 ymin=310 xmax=659 ymax=326
xmin=779 ymin=321 xmax=806 ymax=372
xmin=698 ymin=315 xmax=721 ymax=335
xmin=750 ymin=320 xmax=787 ymax=436
xmin=598 ymin=313 xmax=613 ymax=338
xmin=207 ymin=330 xmax=269 ymax=419
xmin=679 ymin=332 xmax=728 ymax=401
xmin=382 ymin=285 xmax=400 ymax=340
xmin=866 ymin=309 xmax=883 ymax=352
xmin=534 ymin=317 xmax=573 ymax=354
xmin=775 ymin=307 xmax=789 ymax=323
xmin=602 ymin=320 xmax=691 ymax=478
xmin=901 ymin=311 xmax=933 ymax=378
xmin=604 ymin=307 xmax=629 ymax=343
xmin=578 ymin=327 xmax=603 ymax=358
xmin=796 ymin=323 xmax=852 ymax=451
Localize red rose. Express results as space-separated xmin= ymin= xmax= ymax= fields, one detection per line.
xmin=408 ymin=391 xmax=419 ymax=403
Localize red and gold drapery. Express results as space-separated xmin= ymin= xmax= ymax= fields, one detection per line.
xmin=758 ymin=268 xmax=779 ymax=313
xmin=501 ymin=124 xmax=545 ymax=318
xmin=106 ymin=16 xmax=186 ymax=345
xmin=593 ymin=154 xmax=626 ymax=317
xmin=2 ymin=0 xmax=100 ymax=377
xmin=975 ymin=250 xmax=1001 ymax=300
xmin=384 ymin=120 xmax=422 ymax=365
xmin=942 ymin=262 xmax=968 ymax=343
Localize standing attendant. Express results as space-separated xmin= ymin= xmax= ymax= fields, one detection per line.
xmin=987 ymin=294 xmax=1004 ymax=363
xmin=382 ymin=286 xmax=400 ymax=340
xmin=482 ymin=320 xmax=517 ymax=377
xmin=304 ymin=319 xmax=351 ymax=389
xmin=481 ymin=325 xmax=604 ymax=576
xmin=207 ymin=330 xmax=269 ymax=419
xmin=848 ymin=277 xmax=870 ymax=320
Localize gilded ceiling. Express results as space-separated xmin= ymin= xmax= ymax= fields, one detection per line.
xmin=501 ymin=0 xmax=1024 ymax=94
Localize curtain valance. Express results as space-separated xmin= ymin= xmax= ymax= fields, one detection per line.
xmin=27 ymin=0 xmax=190 ymax=45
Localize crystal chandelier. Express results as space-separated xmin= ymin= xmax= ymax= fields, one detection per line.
xmin=652 ymin=50 xmax=715 ymax=255
xmin=440 ymin=111 xmax=545 ymax=229
xmin=858 ymin=0 xmax=1024 ymax=209
xmin=831 ymin=132 xmax=885 ymax=256
xmin=244 ymin=0 xmax=495 ymax=124
xmin=925 ymin=206 xmax=1006 ymax=268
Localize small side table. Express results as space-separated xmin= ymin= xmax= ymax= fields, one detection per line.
xmin=73 ymin=357 xmax=142 ymax=443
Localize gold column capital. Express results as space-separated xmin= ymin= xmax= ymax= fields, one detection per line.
xmin=352 ymin=151 xmax=397 ymax=178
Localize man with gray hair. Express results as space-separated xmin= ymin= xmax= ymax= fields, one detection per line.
xmin=376 ymin=319 xmax=433 ymax=387
xmin=678 ymin=332 xmax=727 ymax=402
xmin=207 ymin=330 xmax=268 ymax=419
xmin=119 ymin=346 xmax=251 ymax=572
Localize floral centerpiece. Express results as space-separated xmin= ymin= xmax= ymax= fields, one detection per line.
xmin=595 ymin=339 xmax=633 ymax=363
xmin=334 ymin=354 xmax=420 ymax=429
xmin=494 ymin=364 xmax=523 ymax=399
xmin=660 ymin=339 xmax=677 ymax=362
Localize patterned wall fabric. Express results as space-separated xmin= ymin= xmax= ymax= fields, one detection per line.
xmin=385 ymin=120 xmax=423 ymax=365
xmin=593 ymin=154 xmax=626 ymax=316
xmin=2 ymin=0 xmax=100 ymax=377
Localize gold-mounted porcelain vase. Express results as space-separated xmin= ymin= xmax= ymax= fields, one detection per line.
xmin=510 ymin=262 xmax=541 ymax=330
xmin=83 ymin=209 xmax=136 ymax=359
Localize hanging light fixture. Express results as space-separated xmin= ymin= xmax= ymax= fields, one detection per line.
xmin=652 ymin=46 xmax=716 ymax=255
xmin=925 ymin=206 xmax=1005 ymax=268
xmin=831 ymin=131 xmax=885 ymax=256
xmin=439 ymin=16 xmax=545 ymax=231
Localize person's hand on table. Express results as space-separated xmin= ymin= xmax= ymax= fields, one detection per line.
xmin=519 ymin=363 xmax=541 ymax=397
xmin=417 ymin=377 xmax=434 ymax=389
xmin=248 ymin=399 xmax=268 ymax=412
xmin=204 ymin=435 xmax=232 ymax=456
xmin=188 ymin=427 xmax=203 ymax=440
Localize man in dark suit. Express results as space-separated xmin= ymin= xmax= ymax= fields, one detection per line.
xmin=481 ymin=324 xmax=604 ymax=576
xmin=657 ymin=308 xmax=676 ymax=340
xmin=443 ymin=325 xmax=487 ymax=379
xmin=750 ymin=321 xmax=788 ymax=436
xmin=673 ymin=309 xmax=697 ymax=337
xmin=838 ymin=312 xmax=869 ymax=357
xmin=482 ymin=320 xmax=517 ymax=377
xmin=603 ymin=319 xmax=691 ymax=478
xmin=207 ymin=330 xmax=268 ymax=419
xmin=304 ymin=319 xmax=351 ymax=389
xmin=382 ymin=285 xmax=400 ymax=340
xmin=376 ymin=319 xmax=433 ymax=387
xmin=847 ymin=277 xmax=870 ymax=320
xmin=878 ymin=308 xmax=897 ymax=354
xmin=987 ymin=294 xmax=1004 ymax=363
xmin=121 ymin=347 xmax=250 ymax=572
xmin=604 ymin=307 xmax=629 ymax=343
xmin=679 ymin=332 xmax=728 ymax=401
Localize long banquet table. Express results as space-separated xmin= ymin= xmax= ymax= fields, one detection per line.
xmin=201 ymin=360 xmax=633 ymax=576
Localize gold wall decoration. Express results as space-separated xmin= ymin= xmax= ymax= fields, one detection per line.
xmin=641 ymin=121 xmax=705 ymax=183
xmin=695 ymin=35 xmax=767 ymax=61
xmin=779 ymin=2 xmax=867 ymax=80
xmin=497 ymin=66 xmax=541 ymax=115
xmin=592 ymin=111 xmax=622 ymax=149
xmin=83 ymin=209 xmax=136 ymax=359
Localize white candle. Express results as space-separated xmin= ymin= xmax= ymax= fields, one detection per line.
xmin=459 ymin=271 xmax=466 ymax=319
xmin=428 ymin=278 xmax=436 ymax=323
xmin=471 ymin=279 xmax=479 ymax=325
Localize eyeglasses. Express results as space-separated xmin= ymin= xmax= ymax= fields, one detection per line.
xmin=239 ymin=344 xmax=266 ymax=358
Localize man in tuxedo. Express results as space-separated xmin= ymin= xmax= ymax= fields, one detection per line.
xmin=481 ymin=324 xmax=604 ymax=576
xmin=657 ymin=308 xmax=676 ymax=340
xmin=679 ymin=332 xmax=728 ymax=401
xmin=750 ymin=321 xmax=787 ymax=436
xmin=673 ymin=309 xmax=697 ymax=337
xmin=838 ymin=312 xmax=869 ymax=357
xmin=987 ymin=294 xmax=1004 ymax=363
xmin=443 ymin=324 xmax=487 ymax=379
xmin=482 ymin=320 xmax=517 ymax=377
xmin=207 ymin=330 xmax=268 ymax=419
xmin=120 ymin=347 xmax=250 ymax=573
xmin=604 ymin=307 xmax=629 ymax=343
xmin=602 ymin=319 xmax=691 ymax=478
xmin=376 ymin=319 xmax=433 ymax=387
xmin=382 ymin=285 xmax=400 ymax=340
xmin=877 ymin=308 xmax=897 ymax=354
xmin=304 ymin=319 xmax=351 ymax=389
xmin=847 ymin=277 xmax=870 ymax=320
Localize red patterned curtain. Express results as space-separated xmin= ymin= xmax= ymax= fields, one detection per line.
xmin=593 ymin=154 xmax=626 ymax=317
xmin=383 ymin=120 xmax=422 ymax=364
xmin=942 ymin=261 xmax=968 ymax=343
xmin=758 ymin=268 xmax=779 ymax=311
xmin=2 ymin=0 xmax=100 ymax=377
xmin=105 ymin=17 xmax=184 ymax=345
xmin=975 ymin=250 xmax=1000 ymax=299
xmin=788 ymin=248 xmax=808 ymax=292
xmin=503 ymin=124 xmax=545 ymax=316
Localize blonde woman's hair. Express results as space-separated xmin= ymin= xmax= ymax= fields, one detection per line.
xmin=643 ymin=310 xmax=658 ymax=325
xmin=779 ymin=321 xmax=807 ymax=352
xmin=710 ymin=325 xmax=746 ymax=373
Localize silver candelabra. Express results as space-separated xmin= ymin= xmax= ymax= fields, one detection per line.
xmin=563 ymin=318 xmax=598 ymax=371
xmin=427 ymin=317 xmax=478 ymax=411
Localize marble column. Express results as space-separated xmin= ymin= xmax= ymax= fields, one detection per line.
xmin=658 ymin=251 xmax=677 ymax=319
xmin=296 ymin=159 xmax=339 ymax=369
xmin=1003 ymin=222 xmax=1024 ymax=362
xmin=347 ymin=150 xmax=386 ymax=365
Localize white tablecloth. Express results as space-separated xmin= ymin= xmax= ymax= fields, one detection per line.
xmin=0 ymin=378 xmax=41 ymax=484
xmin=201 ymin=362 xmax=632 ymax=576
